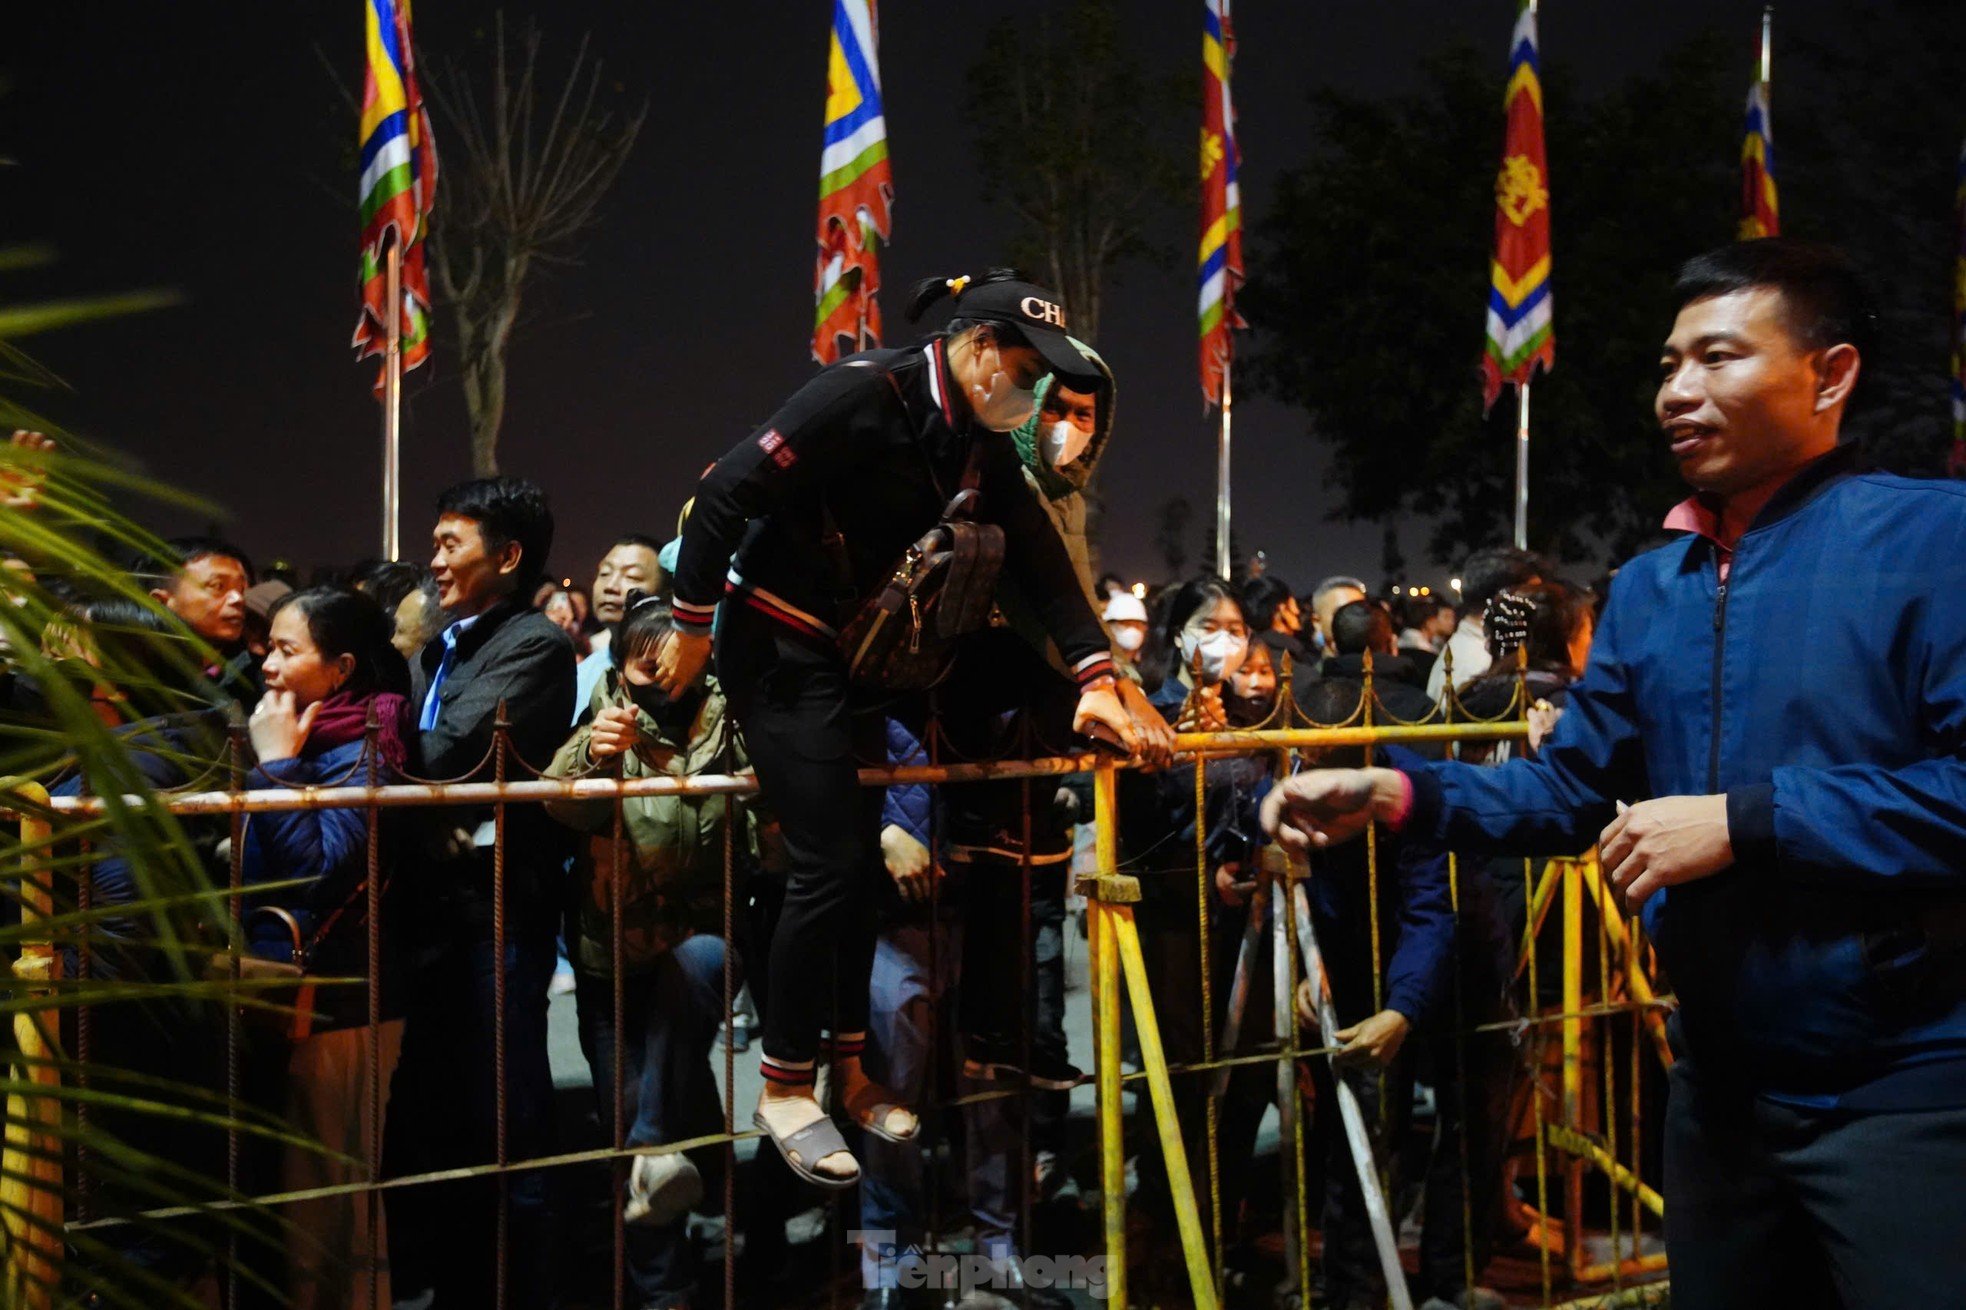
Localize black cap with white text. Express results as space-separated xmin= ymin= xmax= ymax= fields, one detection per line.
xmin=943 ymin=276 xmax=1102 ymax=387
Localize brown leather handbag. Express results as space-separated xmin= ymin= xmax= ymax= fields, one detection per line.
xmin=836 ymin=471 xmax=1005 ymax=691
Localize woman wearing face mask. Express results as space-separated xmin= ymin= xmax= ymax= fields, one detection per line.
xmin=544 ymin=593 xmax=770 ymax=1308
xmin=1119 ymin=576 xmax=1274 ymax=1287
xmin=654 ymin=269 xmax=1156 ymax=1190
xmin=1138 ymin=574 xmax=1253 ymax=728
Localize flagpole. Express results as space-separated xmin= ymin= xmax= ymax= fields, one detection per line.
xmin=1760 ymin=5 xmax=1773 ymax=86
xmin=381 ymin=234 xmax=403 ymax=562
xmin=1216 ymin=359 xmax=1234 ymax=577
xmin=1514 ymin=380 xmax=1531 ymax=550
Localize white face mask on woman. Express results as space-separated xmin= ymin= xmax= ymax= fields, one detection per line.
xmin=1041 ymin=419 xmax=1093 ymax=468
xmin=1177 ymin=626 xmax=1248 ymax=684
xmin=967 ymin=347 xmax=1037 ymax=432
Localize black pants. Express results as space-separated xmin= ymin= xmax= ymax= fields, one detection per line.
xmin=718 ymin=608 xmax=1080 ymax=1070
xmin=955 ymin=860 xmax=1069 ymax=1051
xmin=382 ymin=927 xmax=556 ymax=1307
xmin=1663 ymin=1060 xmax=1966 ymax=1309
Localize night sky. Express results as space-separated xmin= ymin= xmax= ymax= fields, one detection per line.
xmin=12 ymin=0 xmax=1858 ymax=595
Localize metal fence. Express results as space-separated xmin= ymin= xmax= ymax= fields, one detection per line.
xmin=2 ymin=659 xmax=1675 ymax=1309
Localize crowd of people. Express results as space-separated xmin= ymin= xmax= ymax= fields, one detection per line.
xmin=13 ymin=236 xmax=1965 ymax=1310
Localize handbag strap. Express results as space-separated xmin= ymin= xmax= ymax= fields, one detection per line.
xmin=246 ymin=905 xmax=307 ymax=968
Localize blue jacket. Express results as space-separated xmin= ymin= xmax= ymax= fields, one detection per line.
xmin=882 ymin=718 xmax=933 ymax=848
xmin=241 ymin=735 xmax=403 ymax=1028
xmin=1303 ymin=744 xmax=1456 ymax=1030
xmin=241 ymin=737 xmax=387 ymax=958
xmin=1406 ymin=446 xmax=1966 ymax=1108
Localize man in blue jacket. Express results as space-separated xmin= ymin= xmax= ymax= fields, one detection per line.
xmin=1263 ymin=239 xmax=1966 ymax=1309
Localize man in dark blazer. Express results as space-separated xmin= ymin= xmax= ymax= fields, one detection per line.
xmin=386 ymin=476 xmax=575 ymax=1308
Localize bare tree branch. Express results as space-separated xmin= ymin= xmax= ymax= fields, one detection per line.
xmin=422 ymin=13 xmax=646 ymax=474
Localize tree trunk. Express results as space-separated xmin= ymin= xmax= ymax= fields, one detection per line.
xmin=456 ymin=270 xmax=523 ymax=477
xmin=464 ymin=349 xmax=505 ymax=476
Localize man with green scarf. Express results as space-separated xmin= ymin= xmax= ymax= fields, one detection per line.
xmin=1000 ymin=340 xmax=1119 ymax=666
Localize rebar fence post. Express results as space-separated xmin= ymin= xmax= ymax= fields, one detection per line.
xmin=609 ymin=781 xmax=627 ymax=1310
xmin=364 ymin=704 xmax=386 ymax=1309
xmin=492 ymin=700 xmax=511 ymax=1310
xmin=225 ymin=720 xmax=247 ymax=1310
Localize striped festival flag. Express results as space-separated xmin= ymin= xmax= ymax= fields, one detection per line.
xmin=352 ymin=0 xmax=437 ymax=384
xmin=1950 ymin=137 xmax=1965 ymax=476
xmin=1738 ymin=74 xmax=1779 ymax=238
xmin=812 ymin=0 xmax=894 ymax=365
xmin=1198 ymin=0 xmax=1244 ymax=408
xmin=1481 ymin=1 xmax=1554 ymax=413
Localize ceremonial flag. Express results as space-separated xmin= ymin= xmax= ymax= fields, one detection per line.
xmin=352 ymin=0 xmax=437 ymax=384
xmin=1950 ymin=137 xmax=1966 ymax=476
xmin=812 ymin=0 xmax=894 ymax=365
xmin=1738 ymin=11 xmax=1779 ymax=240
xmin=1481 ymin=1 xmax=1553 ymax=413
xmin=1198 ymin=0 xmax=1244 ymax=408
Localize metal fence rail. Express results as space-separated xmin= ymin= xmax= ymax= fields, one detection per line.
xmin=3 ymin=688 xmax=1674 ymax=1309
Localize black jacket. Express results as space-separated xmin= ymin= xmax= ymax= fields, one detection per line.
xmin=409 ymin=597 xmax=575 ymax=941
xmin=1298 ymin=654 xmax=1444 ymax=757
xmin=671 ymin=338 xmax=1111 ymax=686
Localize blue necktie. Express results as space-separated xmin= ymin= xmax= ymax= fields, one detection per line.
xmin=419 ymin=623 xmax=464 ymax=732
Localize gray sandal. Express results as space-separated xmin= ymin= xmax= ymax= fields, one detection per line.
xmin=752 ymin=1110 xmax=859 ymax=1190
xmin=846 ymin=1092 xmax=919 ymax=1145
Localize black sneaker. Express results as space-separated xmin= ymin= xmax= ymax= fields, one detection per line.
xmin=1020 ymin=1048 xmax=1083 ymax=1091
xmin=963 ymin=1038 xmax=1083 ymax=1091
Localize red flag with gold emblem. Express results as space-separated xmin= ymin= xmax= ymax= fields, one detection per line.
xmin=1481 ymin=1 xmax=1553 ymax=413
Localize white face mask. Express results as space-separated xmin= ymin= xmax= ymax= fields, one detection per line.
xmin=966 ymin=345 xmax=1037 ymax=432
xmin=1041 ymin=418 xmax=1093 ymax=468
xmin=1177 ymin=627 xmax=1248 ymax=684
xmin=970 ymin=371 xmax=1036 ymax=432
xmin=1112 ymin=624 xmax=1146 ymax=654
